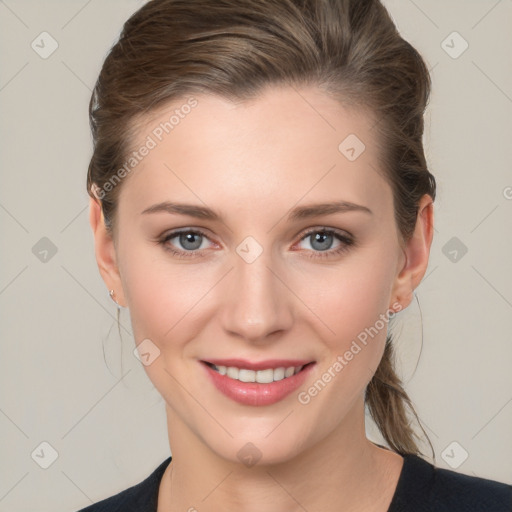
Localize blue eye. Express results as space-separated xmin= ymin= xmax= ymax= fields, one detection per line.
xmin=158 ymin=227 xmax=355 ymax=260
xmin=296 ymin=228 xmax=354 ymax=259
xmin=159 ymin=230 xmax=210 ymax=258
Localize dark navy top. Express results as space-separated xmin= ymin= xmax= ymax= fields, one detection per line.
xmin=75 ymin=454 xmax=512 ymax=511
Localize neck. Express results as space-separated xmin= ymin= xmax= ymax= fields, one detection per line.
xmin=158 ymin=399 xmax=403 ymax=512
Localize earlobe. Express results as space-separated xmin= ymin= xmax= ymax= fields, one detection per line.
xmin=389 ymin=194 xmax=434 ymax=311
xmin=88 ymin=196 xmax=127 ymax=307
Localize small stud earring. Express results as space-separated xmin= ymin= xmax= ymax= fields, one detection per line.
xmin=109 ymin=289 xmax=122 ymax=307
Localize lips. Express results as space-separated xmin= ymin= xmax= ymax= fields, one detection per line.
xmin=200 ymin=359 xmax=315 ymax=406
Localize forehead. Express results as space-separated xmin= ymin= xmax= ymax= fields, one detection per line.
xmin=118 ymin=85 xmax=392 ymax=220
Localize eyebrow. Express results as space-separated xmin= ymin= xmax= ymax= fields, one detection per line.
xmin=141 ymin=200 xmax=372 ymax=221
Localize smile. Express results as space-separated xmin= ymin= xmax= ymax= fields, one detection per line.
xmin=206 ymin=363 xmax=304 ymax=383
xmin=201 ymin=359 xmax=316 ymax=406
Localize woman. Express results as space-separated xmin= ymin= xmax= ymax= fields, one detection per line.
xmin=78 ymin=0 xmax=512 ymax=510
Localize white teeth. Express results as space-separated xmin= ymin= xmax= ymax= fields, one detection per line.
xmin=273 ymin=367 xmax=285 ymax=381
xmin=238 ymin=369 xmax=256 ymax=383
xmin=211 ymin=364 xmax=304 ymax=383
xmin=256 ymin=369 xmax=274 ymax=384
xmin=226 ymin=366 xmax=239 ymax=379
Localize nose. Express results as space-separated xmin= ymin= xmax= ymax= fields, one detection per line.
xmin=219 ymin=246 xmax=294 ymax=344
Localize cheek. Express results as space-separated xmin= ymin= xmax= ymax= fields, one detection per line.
xmin=295 ymin=249 xmax=397 ymax=349
xmin=119 ymin=249 xmax=164 ymax=340
xmin=118 ymin=243 xmax=219 ymax=347
xmin=292 ymin=251 xmax=397 ymax=424
xmin=118 ymin=248 xmax=213 ymax=402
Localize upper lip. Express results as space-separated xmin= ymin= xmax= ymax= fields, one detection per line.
xmin=202 ymin=358 xmax=314 ymax=371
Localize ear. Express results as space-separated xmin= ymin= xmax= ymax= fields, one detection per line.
xmin=389 ymin=194 xmax=434 ymax=311
xmin=89 ymin=195 xmax=127 ymax=308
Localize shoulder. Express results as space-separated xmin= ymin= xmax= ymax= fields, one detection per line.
xmin=73 ymin=457 xmax=172 ymax=512
xmin=389 ymin=453 xmax=512 ymax=512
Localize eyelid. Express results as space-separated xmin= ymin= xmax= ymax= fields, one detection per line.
xmin=296 ymin=225 xmax=353 ymax=240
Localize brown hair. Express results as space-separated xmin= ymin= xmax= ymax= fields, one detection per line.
xmin=87 ymin=0 xmax=436 ymax=458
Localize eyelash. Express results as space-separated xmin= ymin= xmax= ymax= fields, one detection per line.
xmin=157 ymin=227 xmax=355 ymax=260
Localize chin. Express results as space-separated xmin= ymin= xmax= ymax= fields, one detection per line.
xmin=199 ymin=425 xmax=312 ymax=468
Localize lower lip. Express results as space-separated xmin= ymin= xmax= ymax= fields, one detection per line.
xmin=201 ymin=362 xmax=315 ymax=406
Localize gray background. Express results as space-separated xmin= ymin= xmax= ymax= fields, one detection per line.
xmin=0 ymin=0 xmax=511 ymax=510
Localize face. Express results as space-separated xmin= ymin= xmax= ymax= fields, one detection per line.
xmin=95 ymin=85 xmax=415 ymax=466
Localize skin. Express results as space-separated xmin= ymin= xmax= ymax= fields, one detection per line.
xmin=89 ymin=85 xmax=434 ymax=512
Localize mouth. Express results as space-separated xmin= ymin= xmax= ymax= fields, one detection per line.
xmin=202 ymin=361 xmax=314 ymax=383
xmin=200 ymin=359 xmax=316 ymax=406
